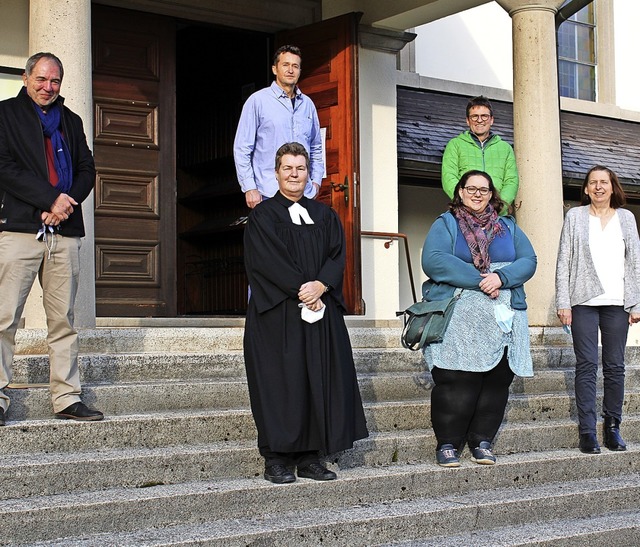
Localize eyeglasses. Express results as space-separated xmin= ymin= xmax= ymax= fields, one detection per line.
xmin=463 ymin=186 xmax=491 ymax=196
xmin=468 ymin=114 xmax=491 ymax=122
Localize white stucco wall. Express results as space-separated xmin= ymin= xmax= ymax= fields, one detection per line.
xmin=414 ymin=2 xmax=513 ymax=90
xmin=613 ymin=0 xmax=640 ymax=111
xmin=357 ymin=47 xmax=402 ymax=319
xmin=414 ymin=0 xmax=640 ymax=113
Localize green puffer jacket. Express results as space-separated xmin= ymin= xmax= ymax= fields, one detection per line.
xmin=441 ymin=131 xmax=519 ymax=211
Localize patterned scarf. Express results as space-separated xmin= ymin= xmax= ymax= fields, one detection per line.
xmin=33 ymin=101 xmax=73 ymax=193
xmin=453 ymin=203 xmax=504 ymax=273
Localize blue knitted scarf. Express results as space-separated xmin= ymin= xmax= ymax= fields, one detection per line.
xmin=33 ymin=101 xmax=73 ymax=193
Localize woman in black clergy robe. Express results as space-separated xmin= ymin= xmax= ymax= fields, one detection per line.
xmin=243 ymin=142 xmax=368 ymax=484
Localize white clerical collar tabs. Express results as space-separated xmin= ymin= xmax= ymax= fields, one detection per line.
xmin=288 ymin=202 xmax=314 ymax=225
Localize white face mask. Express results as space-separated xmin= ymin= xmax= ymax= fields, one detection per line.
xmin=299 ymin=302 xmax=325 ymax=323
xmin=494 ymin=303 xmax=515 ymax=333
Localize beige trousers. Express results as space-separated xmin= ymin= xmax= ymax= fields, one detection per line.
xmin=0 ymin=231 xmax=82 ymax=413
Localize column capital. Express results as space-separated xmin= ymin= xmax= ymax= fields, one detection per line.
xmin=359 ymin=25 xmax=416 ymax=54
xmin=496 ymin=0 xmax=566 ymax=16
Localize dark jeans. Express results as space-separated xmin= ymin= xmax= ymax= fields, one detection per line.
xmin=571 ymin=305 xmax=629 ymax=434
xmin=430 ymin=349 xmax=514 ymax=450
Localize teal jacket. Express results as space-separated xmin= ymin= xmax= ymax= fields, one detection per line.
xmin=421 ymin=212 xmax=537 ymax=310
xmin=441 ymin=131 xmax=519 ymax=211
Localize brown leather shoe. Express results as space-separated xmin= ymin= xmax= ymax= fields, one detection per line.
xmin=0 ymin=407 xmax=5 ymax=426
xmin=55 ymin=402 xmax=104 ymax=421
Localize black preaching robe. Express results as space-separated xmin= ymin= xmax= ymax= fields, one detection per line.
xmin=243 ymin=192 xmax=368 ymax=455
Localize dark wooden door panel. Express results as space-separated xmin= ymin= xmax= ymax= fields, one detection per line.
xmin=92 ymin=6 xmax=176 ymax=316
xmin=277 ymin=13 xmax=363 ymax=314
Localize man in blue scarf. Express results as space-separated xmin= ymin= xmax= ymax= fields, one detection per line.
xmin=0 ymin=52 xmax=103 ymax=425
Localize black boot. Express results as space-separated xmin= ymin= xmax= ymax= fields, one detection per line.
xmin=579 ymin=432 xmax=601 ymax=454
xmin=603 ymin=416 xmax=627 ymax=451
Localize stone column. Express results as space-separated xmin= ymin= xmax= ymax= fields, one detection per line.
xmin=496 ymin=0 xmax=566 ymax=326
xmin=27 ymin=0 xmax=95 ymax=328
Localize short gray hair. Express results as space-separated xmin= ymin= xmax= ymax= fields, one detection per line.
xmin=25 ymin=52 xmax=64 ymax=81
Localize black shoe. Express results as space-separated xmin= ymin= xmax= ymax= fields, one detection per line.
xmin=579 ymin=432 xmax=601 ymax=454
xmin=0 ymin=407 xmax=5 ymax=426
xmin=55 ymin=402 xmax=104 ymax=421
xmin=264 ymin=464 xmax=296 ymax=484
xmin=297 ymin=462 xmax=337 ymax=481
xmin=603 ymin=416 xmax=627 ymax=451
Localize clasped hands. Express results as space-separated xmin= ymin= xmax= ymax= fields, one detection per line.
xmin=298 ymin=280 xmax=326 ymax=311
xmin=41 ymin=193 xmax=77 ymax=226
xmin=479 ymin=272 xmax=502 ymax=299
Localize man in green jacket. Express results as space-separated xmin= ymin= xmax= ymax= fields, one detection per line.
xmin=441 ymin=96 xmax=519 ymax=214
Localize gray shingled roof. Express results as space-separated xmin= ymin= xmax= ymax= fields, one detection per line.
xmin=397 ymin=87 xmax=640 ymax=187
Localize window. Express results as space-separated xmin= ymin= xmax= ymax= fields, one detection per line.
xmin=558 ymin=3 xmax=596 ymax=101
xmin=0 ymin=65 xmax=23 ymax=101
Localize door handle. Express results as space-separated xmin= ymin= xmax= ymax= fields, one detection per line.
xmin=330 ymin=175 xmax=349 ymax=204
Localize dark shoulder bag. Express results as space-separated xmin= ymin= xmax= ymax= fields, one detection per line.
xmin=399 ymin=291 xmax=461 ymax=351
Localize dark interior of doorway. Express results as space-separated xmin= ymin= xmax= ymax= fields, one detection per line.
xmin=176 ymin=24 xmax=272 ymax=315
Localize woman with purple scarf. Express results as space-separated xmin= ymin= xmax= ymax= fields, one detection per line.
xmin=421 ymin=170 xmax=537 ymax=467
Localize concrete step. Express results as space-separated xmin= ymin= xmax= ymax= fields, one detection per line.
xmin=4 ymin=376 xmax=640 ymax=431
xmin=5 ymin=324 xmax=640 ymax=545
xmin=14 ymin=326 xmax=580 ymax=355
xmin=10 ymin=360 xmax=640 ymax=420
xmin=1 ymin=368 xmax=579 ymax=420
xmin=377 ymin=509 xmax=640 ymax=546
xmin=3 ymin=390 xmax=640 ymax=453
xmin=3 ymin=414 xmax=640 ymax=502
xmin=10 ymin=341 xmax=640 ymax=387
xmin=4 ymin=449 xmax=639 ymax=545
xmin=10 ymin=347 xmax=423 ymax=384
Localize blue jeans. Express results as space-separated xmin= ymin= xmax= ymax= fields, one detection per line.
xmin=571 ymin=305 xmax=629 ymax=434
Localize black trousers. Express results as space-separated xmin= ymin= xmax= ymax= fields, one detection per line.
xmin=259 ymin=447 xmax=319 ymax=468
xmin=430 ymin=349 xmax=514 ymax=450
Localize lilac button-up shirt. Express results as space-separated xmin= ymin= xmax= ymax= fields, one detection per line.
xmin=233 ymin=81 xmax=324 ymax=199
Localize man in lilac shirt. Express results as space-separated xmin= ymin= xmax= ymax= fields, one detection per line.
xmin=234 ymin=45 xmax=324 ymax=209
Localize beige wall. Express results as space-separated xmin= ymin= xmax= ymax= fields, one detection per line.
xmin=0 ymin=0 xmax=29 ymax=69
xmin=358 ymin=46 xmax=402 ymax=319
xmin=398 ymin=185 xmax=448 ymax=310
xmin=0 ymin=0 xmax=28 ymax=99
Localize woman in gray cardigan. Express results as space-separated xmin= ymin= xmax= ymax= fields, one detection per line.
xmin=555 ymin=165 xmax=640 ymax=454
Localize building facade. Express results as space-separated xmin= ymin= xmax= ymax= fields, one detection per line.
xmin=1 ymin=0 xmax=637 ymax=330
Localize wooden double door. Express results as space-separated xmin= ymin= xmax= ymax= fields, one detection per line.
xmin=92 ymin=6 xmax=362 ymax=316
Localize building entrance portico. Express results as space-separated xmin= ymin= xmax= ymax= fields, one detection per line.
xmin=16 ymin=0 xmax=573 ymax=326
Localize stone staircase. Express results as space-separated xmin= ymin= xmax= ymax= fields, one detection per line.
xmin=2 ymin=321 xmax=640 ymax=545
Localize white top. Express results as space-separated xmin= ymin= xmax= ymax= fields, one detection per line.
xmin=584 ymin=212 xmax=625 ymax=306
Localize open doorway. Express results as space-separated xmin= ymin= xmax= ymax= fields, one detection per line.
xmin=175 ymin=25 xmax=272 ymax=315
xmin=93 ymin=7 xmax=361 ymax=317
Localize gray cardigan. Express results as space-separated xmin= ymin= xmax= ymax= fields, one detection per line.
xmin=555 ymin=205 xmax=640 ymax=313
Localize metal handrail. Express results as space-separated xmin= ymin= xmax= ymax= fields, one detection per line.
xmin=361 ymin=231 xmax=417 ymax=303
